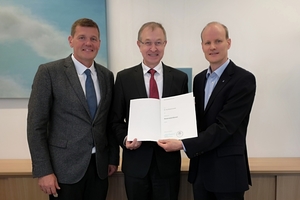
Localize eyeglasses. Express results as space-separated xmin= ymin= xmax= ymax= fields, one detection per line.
xmin=139 ymin=40 xmax=165 ymax=47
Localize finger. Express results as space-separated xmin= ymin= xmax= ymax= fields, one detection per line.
xmin=130 ymin=139 xmax=136 ymax=145
xmin=157 ymin=140 xmax=166 ymax=144
xmin=157 ymin=141 xmax=165 ymax=146
xmin=39 ymin=186 xmax=45 ymax=193
xmin=51 ymin=187 xmax=57 ymax=195
xmin=45 ymin=188 xmax=52 ymax=195
xmin=55 ymin=181 xmax=61 ymax=190
xmin=126 ymin=144 xmax=132 ymax=149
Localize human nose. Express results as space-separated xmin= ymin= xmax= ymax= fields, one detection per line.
xmin=149 ymin=43 xmax=157 ymax=51
xmin=85 ymin=39 xmax=94 ymax=45
xmin=209 ymin=43 xmax=216 ymax=50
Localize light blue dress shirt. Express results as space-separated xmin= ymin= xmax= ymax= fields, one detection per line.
xmin=204 ymin=59 xmax=230 ymax=109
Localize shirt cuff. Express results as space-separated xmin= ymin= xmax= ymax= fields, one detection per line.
xmin=123 ymin=136 xmax=127 ymax=146
xmin=182 ymin=141 xmax=187 ymax=152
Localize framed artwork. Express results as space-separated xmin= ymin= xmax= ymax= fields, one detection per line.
xmin=0 ymin=0 xmax=108 ymax=98
xmin=177 ymin=68 xmax=192 ymax=92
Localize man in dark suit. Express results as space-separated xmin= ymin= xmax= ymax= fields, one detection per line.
xmin=111 ymin=22 xmax=188 ymax=200
xmin=158 ymin=22 xmax=256 ymax=200
xmin=27 ymin=18 xmax=119 ymax=200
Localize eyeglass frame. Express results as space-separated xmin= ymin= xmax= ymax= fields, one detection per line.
xmin=138 ymin=40 xmax=166 ymax=47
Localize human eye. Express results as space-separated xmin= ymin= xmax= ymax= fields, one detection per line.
xmin=145 ymin=41 xmax=152 ymax=46
xmin=91 ymin=37 xmax=98 ymax=42
xmin=155 ymin=41 xmax=163 ymax=46
xmin=78 ymin=36 xmax=85 ymax=40
xmin=216 ymin=39 xmax=222 ymax=44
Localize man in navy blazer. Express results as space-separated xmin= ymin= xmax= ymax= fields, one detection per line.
xmin=158 ymin=22 xmax=256 ymax=200
xmin=111 ymin=22 xmax=188 ymax=200
xmin=27 ymin=18 xmax=119 ymax=200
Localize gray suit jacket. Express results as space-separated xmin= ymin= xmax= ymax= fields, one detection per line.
xmin=27 ymin=55 xmax=119 ymax=184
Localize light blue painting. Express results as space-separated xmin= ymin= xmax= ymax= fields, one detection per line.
xmin=177 ymin=68 xmax=192 ymax=92
xmin=0 ymin=0 xmax=108 ymax=98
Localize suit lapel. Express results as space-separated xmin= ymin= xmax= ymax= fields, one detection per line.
xmin=133 ymin=64 xmax=148 ymax=97
xmin=204 ymin=61 xmax=235 ymax=113
xmin=197 ymin=71 xmax=207 ymax=113
xmin=94 ymin=63 xmax=106 ymax=120
xmin=162 ymin=64 xmax=173 ymax=97
xmin=132 ymin=63 xmax=174 ymax=98
xmin=64 ymin=56 xmax=90 ymax=117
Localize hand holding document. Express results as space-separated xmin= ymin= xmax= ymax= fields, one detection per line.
xmin=127 ymin=92 xmax=197 ymax=141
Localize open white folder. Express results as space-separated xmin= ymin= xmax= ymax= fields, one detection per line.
xmin=127 ymin=92 xmax=197 ymax=141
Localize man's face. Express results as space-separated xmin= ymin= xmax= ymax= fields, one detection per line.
xmin=201 ymin=24 xmax=231 ymax=70
xmin=137 ymin=27 xmax=167 ymax=68
xmin=68 ymin=26 xmax=101 ymax=67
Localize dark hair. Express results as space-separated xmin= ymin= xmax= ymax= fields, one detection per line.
xmin=71 ymin=18 xmax=100 ymax=37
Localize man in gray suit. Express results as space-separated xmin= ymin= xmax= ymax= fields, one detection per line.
xmin=27 ymin=18 xmax=119 ymax=200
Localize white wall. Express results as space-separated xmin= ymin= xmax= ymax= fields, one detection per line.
xmin=1 ymin=0 xmax=300 ymax=158
xmin=0 ymin=99 xmax=29 ymax=158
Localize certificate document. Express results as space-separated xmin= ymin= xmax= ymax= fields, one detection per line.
xmin=127 ymin=92 xmax=197 ymax=141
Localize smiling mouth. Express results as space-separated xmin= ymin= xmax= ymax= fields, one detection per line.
xmin=148 ymin=53 xmax=159 ymax=57
xmin=83 ymin=49 xmax=94 ymax=52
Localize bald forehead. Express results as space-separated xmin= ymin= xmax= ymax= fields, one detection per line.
xmin=139 ymin=26 xmax=166 ymax=41
xmin=201 ymin=22 xmax=228 ymax=41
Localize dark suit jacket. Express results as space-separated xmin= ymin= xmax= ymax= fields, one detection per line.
xmin=111 ymin=63 xmax=188 ymax=178
xmin=27 ymin=55 xmax=119 ymax=184
xmin=183 ymin=60 xmax=256 ymax=193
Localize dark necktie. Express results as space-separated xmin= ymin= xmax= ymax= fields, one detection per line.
xmin=84 ymin=69 xmax=97 ymax=119
xmin=148 ymin=69 xmax=159 ymax=99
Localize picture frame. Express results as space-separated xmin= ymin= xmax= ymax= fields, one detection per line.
xmin=0 ymin=0 xmax=108 ymax=98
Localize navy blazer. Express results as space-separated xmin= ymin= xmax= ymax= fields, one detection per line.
xmin=27 ymin=55 xmax=119 ymax=184
xmin=111 ymin=63 xmax=188 ymax=178
xmin=183 ymin=60 xmax=256 ymax=193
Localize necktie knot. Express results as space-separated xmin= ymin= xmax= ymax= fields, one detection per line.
xmin=85 ymin=68 xmax=91 ymax=76
xmin=149 ymin=69 xmax=156 ymax=76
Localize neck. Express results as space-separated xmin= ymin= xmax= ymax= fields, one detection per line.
xmin=210 ymin=59 xmax=228 ymax=72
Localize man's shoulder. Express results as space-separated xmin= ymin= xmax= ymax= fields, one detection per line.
xmin=94 ymin=62 xmax=113 ymax=76
xmin=39 ymin=55 xmax=71 ymax=69
xmin=194 ymin=68 xmax=207 ymax=79
xmin=117 ymin=64 xmax=142 ymax=76
xmin=228 ymin=60 xmax=255 ymax=78
xmin=162 ymin=63 xmax=188 ymax=77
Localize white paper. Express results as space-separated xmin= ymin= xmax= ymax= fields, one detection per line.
xmin=127 ymin=92 xmax=197 ymax=141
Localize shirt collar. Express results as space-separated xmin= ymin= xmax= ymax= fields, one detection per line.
xmin=142 ymin=61 xmax=163 ymax=75
xmin=71 ymin=54 xmax=96 ymax=75
xmin=206 ymin=59 xmax=230 ymax=78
